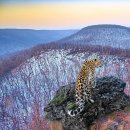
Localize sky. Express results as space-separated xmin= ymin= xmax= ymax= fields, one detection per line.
xmin=0 ymin=0 xmax=130 ymax=29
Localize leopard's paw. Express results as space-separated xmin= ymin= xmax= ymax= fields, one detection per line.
xmin=89 ymin=98 xmax=94 ymax=103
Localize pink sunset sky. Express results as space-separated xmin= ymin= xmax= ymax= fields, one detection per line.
xmin=0 ymin=0 xmax=130 ymax=29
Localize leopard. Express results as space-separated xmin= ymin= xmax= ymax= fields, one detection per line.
xmin=67 ymin=55 xmax=102 ymax=116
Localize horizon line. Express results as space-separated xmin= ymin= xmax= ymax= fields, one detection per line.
xmin=0 ymin=24 xmax=130 ymax=30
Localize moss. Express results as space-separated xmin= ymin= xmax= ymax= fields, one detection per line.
xmin=123 ymin=106 xmax=130 ymax=112
xmin=51 ymin=95 xmax=64 ymax=104
xmin=50 ymin=94 xmax=65 ymax=105
xmin=67 ymin=102 xmax=78 ymax=110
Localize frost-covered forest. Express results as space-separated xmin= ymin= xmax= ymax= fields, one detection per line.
xmin=0 ymin=48 xmax=130 ymax=130
xmin=59 ymin=25 xmax=130 ymax=49
xmin=0 ymin=24 xmax=130 ymax=130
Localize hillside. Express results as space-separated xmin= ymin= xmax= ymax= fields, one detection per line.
xmin=0 ymin=49 xmax=130 ymax=129
xmin=0 ymin=24 xmax=130 ymax=129
xmin=58 ymin=25 xmax=130 ymax=49
xmin=1 ymin=25 xmax=130 ymax=77
xmin=0 ymin=29 xmax=77 ymax=55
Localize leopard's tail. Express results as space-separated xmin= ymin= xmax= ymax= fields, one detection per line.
xmin=67 ymin=102 xmax=85 ymax=117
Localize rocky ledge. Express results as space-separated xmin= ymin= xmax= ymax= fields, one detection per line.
xmin=44 ymin=76 xmax=130 ymax=130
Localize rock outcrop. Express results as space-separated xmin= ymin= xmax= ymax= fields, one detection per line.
xmin=44 ymin=76 xmax=130 ymax=130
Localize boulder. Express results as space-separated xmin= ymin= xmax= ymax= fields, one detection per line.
xmin=44 ymin=76 xmax=130 ymax=130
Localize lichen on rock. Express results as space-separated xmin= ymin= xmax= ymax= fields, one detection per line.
xmin=44 ymin=76 xmax=130 ymax=130
xmin=50 ymin=92 xmax=65 ymax=105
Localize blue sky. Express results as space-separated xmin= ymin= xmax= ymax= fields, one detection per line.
xmin=1 ymin=0 xmax=130 ymax=4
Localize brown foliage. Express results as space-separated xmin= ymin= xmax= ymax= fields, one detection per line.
xmin=24 ymin=100 xmax=50 ymax=130
xmin=90 ymin=110 xmax=130 ymax=130
xmin=0 ymin=42 xmax=130 ymax=77
xmin=50 ymin=121 xmax=63 ymax=130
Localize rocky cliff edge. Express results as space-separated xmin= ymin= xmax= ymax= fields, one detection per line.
xmin=44 ymin=76 xmax=130 ymax=130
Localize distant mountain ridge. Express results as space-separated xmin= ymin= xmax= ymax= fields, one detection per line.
xmin=0 ymin=29 xmax=78 ymax=55
xmin=58 ymin=24 xmax=130 ymax=49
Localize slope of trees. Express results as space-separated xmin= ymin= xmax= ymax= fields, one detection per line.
xmin=0 ymin=42 xmax=130 ymax=78
xmin=0 ymin=49 xmax=130 ymax=129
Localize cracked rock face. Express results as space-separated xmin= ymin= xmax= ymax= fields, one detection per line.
xmin=44 ymin=76 xmax=130 ymax=130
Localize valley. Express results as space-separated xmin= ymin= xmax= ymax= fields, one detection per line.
xmin=0 ymin=29 xmax=78 ymax=55
xmin=0 ymin=24 xmax=130 ymax=130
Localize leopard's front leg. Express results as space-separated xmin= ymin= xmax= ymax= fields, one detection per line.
xmin=90 ymin=68 xmax=96 ymax=88
xmin=85 ymin=80 xmax=94 ymax=103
